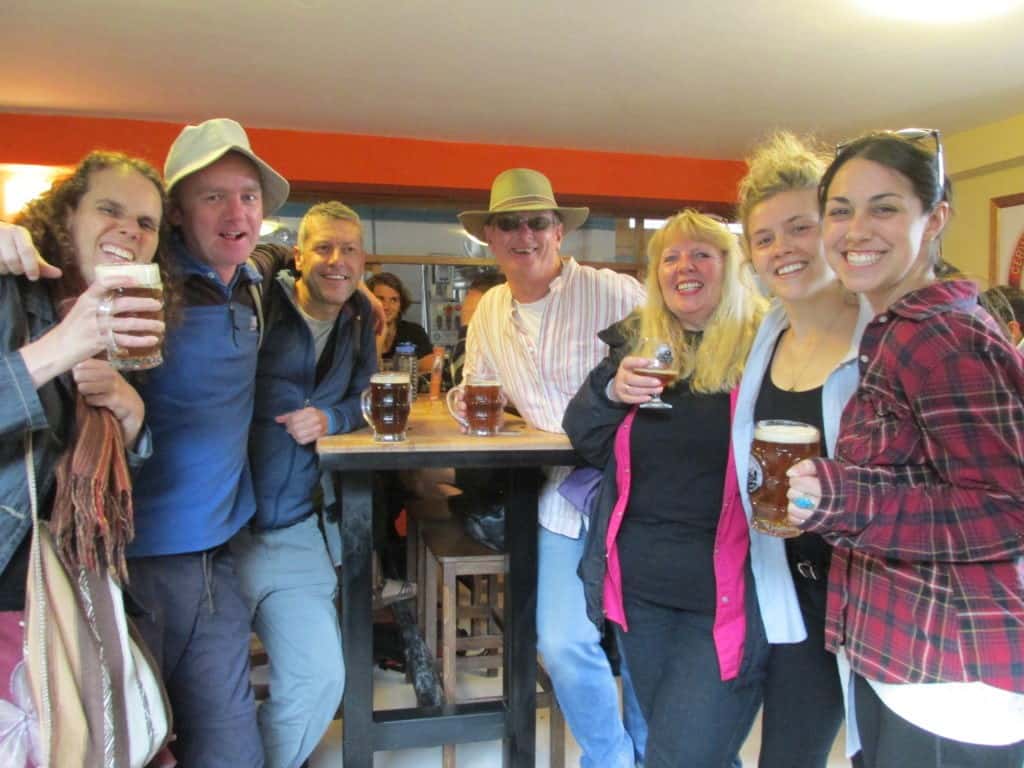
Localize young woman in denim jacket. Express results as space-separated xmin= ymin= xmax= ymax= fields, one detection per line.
xmin=565 ymin=210 xmax=767 ymax=768
xmin=788 ymin=131 xmax=1024 ymax=767
xmin=732 ymin=132 xmax=870 ymax=768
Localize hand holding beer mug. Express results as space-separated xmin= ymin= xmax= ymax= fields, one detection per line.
xmin=361 ymin=372 xmax=412 ymax=442
xmin=748 ymin=420 xmax=820 ymax=537
xmin=94 ymin=262 xmax=165 ymax=370
xmin=446 ymin=375 xmax=505 ymax=436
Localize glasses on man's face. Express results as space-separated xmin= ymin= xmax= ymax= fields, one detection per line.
xmin=491 ymin=214 xmax=556 ymax=233
xmin=835 ymin=127 xmax=944 ymax=191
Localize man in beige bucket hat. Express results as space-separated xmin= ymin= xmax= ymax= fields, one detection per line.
xmin=123 ymin=118 xmax=294 ymax=768
xmin=458 ymin=168 xmax=648 ymax=767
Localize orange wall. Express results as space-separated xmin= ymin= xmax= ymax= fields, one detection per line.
xmin=0 ymin=113 xmax=744 ymax=209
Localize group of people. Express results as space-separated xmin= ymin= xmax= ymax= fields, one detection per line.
xmin=0 ymin=115 xmax=1021 ymax=768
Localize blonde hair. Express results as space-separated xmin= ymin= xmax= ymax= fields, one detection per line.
xmin=631 ymin=209 xmax=766 ymax=394
xmin=736 ymin=132 xmax=828 ymax=255
xmin=298 ymin=200 xmax=362 ymax=248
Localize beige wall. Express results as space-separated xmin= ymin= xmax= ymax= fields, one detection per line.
xmin=944 ymin=113 xmax=1024 ymax=285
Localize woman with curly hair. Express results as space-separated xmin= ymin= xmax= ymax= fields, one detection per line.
xmin=0 ymin=152 xmax=169 ymax=740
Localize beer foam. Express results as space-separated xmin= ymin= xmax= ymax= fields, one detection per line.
xmin=94 ymin=263 xmax=161 ymax=283
xmin=372 ymin=372 xmax=410 ymax=384
xmin=467 ymin=379 xmax=500 ymax=388
xmin=754 ymin=420 xmax=819 ymax=444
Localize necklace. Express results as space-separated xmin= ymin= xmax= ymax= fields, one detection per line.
xmin=775 ymin=305 xmax=850 ymax=392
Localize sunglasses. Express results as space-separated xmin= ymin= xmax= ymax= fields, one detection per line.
xmin=490 ymin=214 xmax=557 ymax=232
xmin=836 ymin=127 xmax=945 ymax=191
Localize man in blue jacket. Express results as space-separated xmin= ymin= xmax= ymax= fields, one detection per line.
xmin=233 ymin=201 xmax=376 ymax=768
xmin=125 ymin=118 xmax=291 ymax=768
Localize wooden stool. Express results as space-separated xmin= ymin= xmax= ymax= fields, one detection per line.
xmin=422 ymin=518 xmax=565 ymax=768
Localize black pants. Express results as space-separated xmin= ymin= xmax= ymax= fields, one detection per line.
xmin=854 ymin=674 xmax=1024 ymax=768
xmin=758 ymin=575 xmax=844 ymax=768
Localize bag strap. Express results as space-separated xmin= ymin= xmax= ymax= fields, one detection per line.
xmin=24 ymin=431 xmax=54 ymax=753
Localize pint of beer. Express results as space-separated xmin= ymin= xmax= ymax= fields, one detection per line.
xmin=748 ymin=420 xmax=820 ymax=537
xmin=446 ymin=375 xmax=504 ymax=436
xmin=95 ymin=262 xmax=165 ymax=371
xmin=360 ymin=372 xmax=411 ymax=442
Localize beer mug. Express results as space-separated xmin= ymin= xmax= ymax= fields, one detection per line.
xmin=95 ymin=262 xmax=165 ymax=371
xmin=446 ymin=375 xmax=505 ymax=436
xmin=748 ymin=420 xmax=821 ymax=537
xmin=361 ymin=372 xmax=412 ymax=442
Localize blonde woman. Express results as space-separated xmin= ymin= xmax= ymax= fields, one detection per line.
xmin=733 ymin=132 xmax=868 ymax=768
xmin=564 ymin=210 xmax=767 ymax=767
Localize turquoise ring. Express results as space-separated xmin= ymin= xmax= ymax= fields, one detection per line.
xmin=793 ymin=496 xmax=816 ymax=511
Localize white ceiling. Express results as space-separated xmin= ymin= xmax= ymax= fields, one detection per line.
xmin=4 ymin=0 xmax=1024 ymax=160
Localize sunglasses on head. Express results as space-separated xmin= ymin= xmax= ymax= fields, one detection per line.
xmin=491 ymin=214 xmax=557 ymax=232
xmin=836 ymin=127 xmax=944 ymax=191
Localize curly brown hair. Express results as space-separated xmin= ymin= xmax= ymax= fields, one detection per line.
xmin=13 ymin=150 xmax=180 ymax=324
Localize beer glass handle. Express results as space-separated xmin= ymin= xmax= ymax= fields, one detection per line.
xmin=360 ymin=388 xmax=374 ymax=431
xmin=96 ymin=292 xmax=119 ymax=361
xmin=445 ymin=385 xmax=469 ymax=430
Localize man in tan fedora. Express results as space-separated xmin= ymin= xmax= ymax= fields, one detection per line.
xmin=459 ymin=168 xmax=647 ymax=767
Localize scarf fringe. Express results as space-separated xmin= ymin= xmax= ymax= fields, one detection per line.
xmin=50 ymin=398 xmax=134 ymax=582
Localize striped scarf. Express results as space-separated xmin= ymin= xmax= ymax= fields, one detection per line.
xmin=48 ymin=288 xmax=134 ymax=582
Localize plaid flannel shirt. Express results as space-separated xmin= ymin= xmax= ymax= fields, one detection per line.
xmin=804 ymin=280 xmax=1024 ymax=693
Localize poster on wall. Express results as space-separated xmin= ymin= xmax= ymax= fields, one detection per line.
xmin=990 ymin=193 xmax=1024 ymax=288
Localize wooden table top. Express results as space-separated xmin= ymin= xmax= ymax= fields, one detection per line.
xmin=317 ymin=399 xmax=578 ymax=471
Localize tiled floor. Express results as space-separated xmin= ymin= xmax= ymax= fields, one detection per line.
xmin=308 ymin=665 xmax=853 ymax=767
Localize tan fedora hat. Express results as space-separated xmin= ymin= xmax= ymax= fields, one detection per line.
xmin=164 ymin=118 xmax=290 ymax=216
xmin=458 ymin=168 xmax=589 ymax=242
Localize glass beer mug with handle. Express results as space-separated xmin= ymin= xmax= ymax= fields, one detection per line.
xmin=94 ymin=262 xmax=165 ymax=371
xmin=446 ymin=374 xmax=505 ymax=436
xmin=748 ymin=419 xmax=821 ymax=537
xmin=360 ymin=372 xmax=412 ymax=442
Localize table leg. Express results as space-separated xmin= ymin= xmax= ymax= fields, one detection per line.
xmin=339 ymin=470 xmax=374 ymax=768
xmin=503 ymin=468 xmax=539 ymax=767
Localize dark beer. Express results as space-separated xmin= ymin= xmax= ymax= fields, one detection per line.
xmin=464 ymin=380 xmax=503 ymax=436
xmin=748 ymin=420 xmax=820 ymax=537
xmin=95 ymin=263 xmax=164 ymax=371
xmin=361 ymin=373 xmax=411 ymax=442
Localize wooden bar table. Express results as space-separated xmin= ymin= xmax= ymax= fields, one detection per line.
xmin=317 ymin=399 xmax=577 ymax=768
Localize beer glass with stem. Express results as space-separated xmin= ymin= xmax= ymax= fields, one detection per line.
xmin=635 ymin=337 xmax=677 ymax=410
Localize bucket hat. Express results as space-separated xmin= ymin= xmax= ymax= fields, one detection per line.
xmin=164 ymin=118 xmax=290 ymax=215
xmin=458 ymin=168 xmax=588 ymax=242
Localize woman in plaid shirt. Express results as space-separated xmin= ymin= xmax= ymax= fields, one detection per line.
xmin=788 ymin=131 xmax=1024 ymax=767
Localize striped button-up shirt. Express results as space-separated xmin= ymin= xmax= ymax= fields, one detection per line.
xmin=464 ymin=257 xmax=645 ymax=537
xmin=804 ymin=280 xmax=1024 ymax=692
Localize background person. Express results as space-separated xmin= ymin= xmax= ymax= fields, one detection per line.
xmin=450 ymin=270 xmax=505 ymax=386
xmin=0 ymin=152 xmax=168 ymax=762
xmin=564 ymin=210 xmax=768 ymax=768
xmin=459 ymin=168 xmax=646 ymax=768
xmin=368 ymin=271 xmax=433 ymax=373
xmin=734 ymin=132 xmax=868 ymax=768
xmin=233 ymin=201 xmax=376 ymax=768
xmin=788 ymin=130 xmax=1024 ymax=768
xmin=980 ymin=283 xmax=1024 ymax=348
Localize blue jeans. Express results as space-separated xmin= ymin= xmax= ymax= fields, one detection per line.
xmin=537 ymin=527 xmax=635 ymax=768
xmin=619 ymin=594 xmax=766 ymax=768
xmin=127 ymin=548 xmax=265 ymax=768
xmin=232 ymin=516 xmax=345 ymax=768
